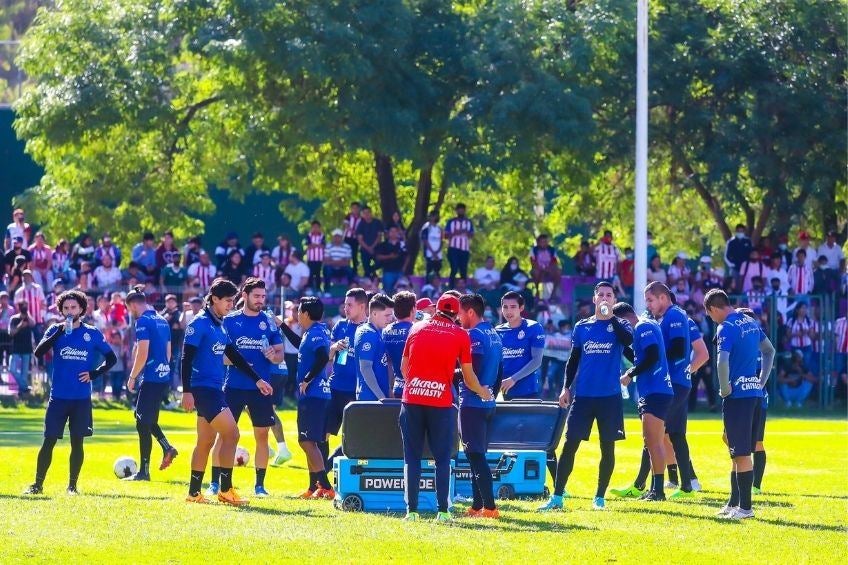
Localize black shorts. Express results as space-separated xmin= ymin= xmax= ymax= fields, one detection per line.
xmin=722 ymin=396 xmax=758 ymax=458
xmin=325 ymin=389 xmax=356 ymax=436
xmin=459 ymin=406 xmax=495 ymax=453
xmin=270 ymin=373 xmax=288 ymax=406
xmin=192 ymin=387 xmax=229 ymax=424
xmin=44 ymin=398 xmax=93 ymax=439
xmin=752 ymin=402 xmax=767 ymax=443
xmin=565 ymin=394 xmax=625 ymax=443
xmin=134 ymin=382 xmax=169 ymax=428
xmin=298 ymin=397 xmax=329 ymax=442
xmin=665 ymin=384 xmax=691 ymax=435
xmin=637 ymin=393 xmax=674 ymax=420
xmin=226 ymin=388 xmax=276 ymax=428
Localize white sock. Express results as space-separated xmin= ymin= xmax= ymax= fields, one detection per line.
xmin=277 ymin=441 xmax=287 ymax=452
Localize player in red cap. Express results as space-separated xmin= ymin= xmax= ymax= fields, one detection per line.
xmin=399 ymin=294 xmax=494 ymax=523
xmin=415 ymin=297 xmax=436 ymax=319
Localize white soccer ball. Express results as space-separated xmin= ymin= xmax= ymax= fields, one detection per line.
xmin=234 ymin=446 xmax=250 ymax=467
xmin=114 ymin=456 xmax=138 ymax=478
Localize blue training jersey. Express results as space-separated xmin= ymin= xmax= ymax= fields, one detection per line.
xmin=297 ymin=322 xmax=332 ymax=400
xmin=184 ymin=309 xmax=231 ymax=391
xmin=716 ymin=311 xmax=765 ymax=399
xmin=461 ymin=321 xmax=502 ymax=408
xmin=330 ymin=319 xmax=362 ymax=393
xmin=135 ymin=309 xmax=172 ymax=385
xmin=632 ymin=318 xmax=672 ymax=397
xmin=496 ymin=319 xmax=545 ymax=397
xmin=354 ymin=322 xmax=390 ymax=400
xmin=688 ymin=317 xmax=703 ymax=343
xmin=45 ymin=322 xmax=112 ymax=400
xmin=223 ymin=310 xmax=283 ymax=390
xmin=659 ymin=305 xmax=692 ymax=388
xmin=571 ymin=316 xmax=633 ymax=398
xmin=383 ymin=320 xmax=412 ymax=393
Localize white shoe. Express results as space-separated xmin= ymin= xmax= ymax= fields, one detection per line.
xmin=271 ymin=446 xmax=293 ymax=466
xmin=664 ymin=481 xmax=678 ymax=490
xmin=716 ymin=504 xmax=737 ymax=517
xmin=453 ymin=493 xmax=471 ymax=503
xmin=727 ymin=507 xmax=754 ymax=520
xmin=690 ymin=479 xmax=702 ymax=492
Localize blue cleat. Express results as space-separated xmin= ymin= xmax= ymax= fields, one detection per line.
xmin=205 ymin=482 xmax=220 ymax=496
xmin=592 ymin=496 xmax=606 ymax=510
xmin=254 ymin=485 xmax=270 ymax=497
xmin=537 ymin=495 xmax=564 ymax=512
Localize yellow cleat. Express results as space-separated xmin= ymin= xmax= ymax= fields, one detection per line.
xmin=185 ymin=493 xmax=212 ymax=504
xmin=218 ymin=488 xmax=250 ymax=507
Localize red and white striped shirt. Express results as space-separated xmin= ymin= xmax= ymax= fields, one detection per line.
xmin=835 ymin=317 xmax=848 ymax=354
xmin=271 ymin=245 xmax=293 ymax=268
xmin=343 ymin=214 xmax=361 ymax=239
xmin=305 ymin=233 xmax=325 ymax=262
xmin=52 ymin=250 xmax=68 ymax=271
xmin=810 ymin=320 xmax=821 ymax=353
xmin=14 ymin=284 xmax=45 ymax=323
xmin=188 ymin=263 xmax=216 ymax=291
xmin=29 ymin=245 xmax=51 ymax=271
xmin=787 ymin=264 xmax=814 ymax=295
xmin=594 ymin=243 xmax=621 ymax=280
xmin=446 ymin=217 xmax=474 ymax=251
xmin=789 ymin=316 xmax=813 ymax=348
xmin=253 ymin=263 xmax=276 ymax=289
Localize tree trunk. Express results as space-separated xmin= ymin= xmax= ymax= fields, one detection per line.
xmin=374 ymin=151 xmax=399 ymax=224
xmin=676 ymin=151 xmax=732 ymax=241
xmin=404 ymin=163 xmax=434 ymax=275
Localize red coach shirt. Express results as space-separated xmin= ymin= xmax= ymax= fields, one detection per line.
xmin=402 ymin=315 xmax=471 ymax=408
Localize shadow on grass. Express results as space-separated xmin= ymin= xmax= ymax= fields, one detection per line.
xmin=84 ymin=492 xmax=172 ymax=501
xmin=615 ymin=505 xmax=846 ymax=531
xmin=234 ymin=505 xmax=324 ymax=518
xmin=0 ymin=493 xmax=54 ymax=501
xmin=693 ymin=494 xmax=795 ymax=509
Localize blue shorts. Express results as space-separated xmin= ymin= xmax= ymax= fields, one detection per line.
xmin=325 ymin=389 xmax=356 ymax=436
xmin=192 ymin=387 xmax=228 ymax=423
xmin=298 ymin=397 xmax=329 ymax=442
xmin=270 ymin=373 xmax=288 ymax=406
xmin=665 ymin=384 xmax=691 ymax=435
xmin=134 ymin=382 xmax=169 ymax=428
xmin=835 ymin=353 xmax=847 ymax=375
xmin=637 ymin=393 xmax=674 ymax=420
xmin=44 ymin=397 xmax=93 ymax=439
xmin=722 ymin=396 xmax=758 ymax=458
xmin=752 ymin=402 xmax=766 ymax=443
xmin=565 ymin=394 xmax=625 ymax=443
xmin=459 ymin=406 xmax=495 ymax=453
xmin=226 ymin=388 xmax=276 ymax=428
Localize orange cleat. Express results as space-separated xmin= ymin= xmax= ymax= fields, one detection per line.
xmin=218 ymin=488 xmax=250 ymax=507
xmin=185 ymin=493 xmax=212 ymax=504
xmin=311 ymin=487 xmax=336 ymax=500
xmin=160 ymin=447 xmax=179 ymax=471
xmin=464 ymin=507 xmax=482 ymax=518
xmin=477 ymin=508 xmax=500 ymax=519
xmin=297 ymin=488 xmax=316 ymax=499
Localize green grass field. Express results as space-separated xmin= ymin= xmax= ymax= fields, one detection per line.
xmin=0 ymin=405 xmax=845 ymax=563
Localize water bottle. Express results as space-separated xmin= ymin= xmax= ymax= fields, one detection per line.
xmin=260 ymin=334 xmax=269 ymax=351
xmin=337 ymin=339 xmax=349 ymax=365
xmin=600 ymin=303 xmax=610 ymax=317
xmin=64 ymin=315 xmax=73 ymax=335
xmin=620 ymin=383 xmax=630 ymax=400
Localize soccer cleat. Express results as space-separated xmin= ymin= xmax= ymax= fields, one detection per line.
xmin=477 ymin=508 xmax=500 ymax=519
xmin=690 ymin=478 xmax=702 ymax=492
xmin=727 ymin=507 xmax=755 ymax=520
xmin=66 ymin=486 xmax=80 ymax=496
xmin=185 ymin=493 xmax=212 ymax=504
xmin=311 ymin=487 xmax=336 ymax=500
xmin=404 ymin=512 xmax=420 ymax=522
xmin=592 ymin=497 xmax=606 ymax=510
xmin=22 ymin=483 xmax=43 ymax=495
xmin=668 ymin=489 xmax=695 ymax=500
xmin=159 ymin=447 xmax=179 ymax=471
xmin=464 ymin=507 xmax=482 ymax=518
xmin=297 ymin=488 xmax=316 ymax=499
xmin=716 ymin=504 xmax=737 ymax=517
xmin=537 ymin=495 xmax=564 ymax=512
xmin=610 ymin=484 xmax=645 ymax=499
xmin=218 ymin=488 xmax=250 ymax=507
xmin=639 ymin=490 xmax=665 ymax=502
xmin=271 ymin=446 xmax=293 ymax=467
xmin=453 ymin=493 xmax=471 ymax=504
xmin=123 ymin=471 xmax=151 ymax=482
xmin=752 ymin=486 xmax=762 ymax=495
xmin=664 ymin=481 xmax=678 ymax=490
xmin=434 ymin=511 xmax=453 ymax=524
xmin=205 ymin=482 xmax=220 ymax=496
xmin=254 ymin=485 xmax=270 ymax=497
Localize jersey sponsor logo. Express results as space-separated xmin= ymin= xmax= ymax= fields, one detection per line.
xmin=406 ymin=377 xmax=447 ymax=398
xmin=607 ymin=324 xmax=613 ymax=332
xmin=583 ymin=340 xmax=614 ymax=355
xmin=360 ymin=476 xmax=435 ymax=491
xmin=155 ymin=362 xmax=170 ymax=377
xmin=235 ymin=336 xmax=264 ymax=350
xmin=185 ymin=326 xmax=195 ymax=336
xmin=733 ymin=375 xmax=761 ymax=392
xmin=259 ymin=321 xmax=267 ymax=330
xmin=502 ymin=347 xmax=526 ymax=358
xmin=59 ymin=346 xmax=89 ymax=361
xmin=83 ymin=333 xmax=91 ymax=342
xmin=212 ymin=342 xmax=227 ymax=355
xmin=362 ymin=341 xmax=372 ymax=352
xmin=517 ymin=330 xmax=525 ymax=339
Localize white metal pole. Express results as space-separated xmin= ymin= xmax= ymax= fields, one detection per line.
xmin=634 ymin=0 xmax=649 ymax=314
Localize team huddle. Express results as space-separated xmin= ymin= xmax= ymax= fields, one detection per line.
xmin=22 ymin=275 xmax=774 ymax=522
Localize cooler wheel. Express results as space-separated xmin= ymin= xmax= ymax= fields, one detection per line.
xmin=342 ymin=494 xmax=364 ymax=512
xmin=497 ymin=484 xmax=515 ymax=500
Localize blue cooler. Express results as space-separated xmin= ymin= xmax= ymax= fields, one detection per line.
xmin=453 ymin=400 xmax=566 ymax=500
xmin=334 ymin=399 xmax=459 ymax=513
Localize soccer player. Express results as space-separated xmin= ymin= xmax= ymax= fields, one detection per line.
xmin=736 ymin=308 xmax=768 ymax=494
xmin=124 ymin=285 xmax=178 ymax=481
xmin=24 ymin=290 xmax=117 ymax=495
xmin=354 ymin=294 xmax=395 ymax=400
xmin=612 ymin=303 xmax=673 ymax=501
xmin=538 ymin=282 xmax=632 ymax=512
xmin=181 ymin=279 xmax=273 ymax=506
xmin=278 ymin=296 xmax=335 ymax=499
xmin=323 ymin=288 xmax=368 ymax=471
xmin=384 ymin=291 xmax=416 ymax=397
xmin=400 ymin=294 xmax=494 ymax=522
xmin=458 ymin=294 xmax=503 ymax=518
xmin=704 ymin=289 xmax=775 ymax=520
xmin=207 ymin=278 xmax=284 ymax=497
